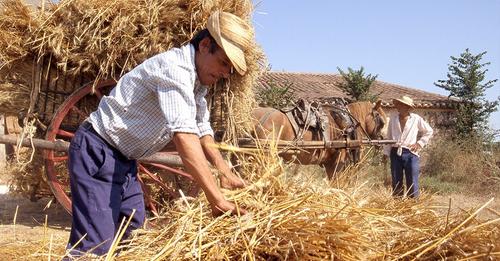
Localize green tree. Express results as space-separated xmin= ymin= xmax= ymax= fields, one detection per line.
xmin=435 ymin=49 xmax=499 ymax=140
xmin=337 ymin=66 xmax=379 ymax=101
xmin=257 ymin=80 xmax=296 ymax=109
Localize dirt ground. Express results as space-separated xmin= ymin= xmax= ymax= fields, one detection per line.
xmin=431 ymin=193 xmax=500 ymax=220
xmin=0 ymin=194 xmax=70 ymax=245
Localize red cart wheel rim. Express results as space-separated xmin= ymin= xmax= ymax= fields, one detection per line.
xmin=44 ymin=79 xmax=198 ymax=215
xmin=44 ymin=79 xmax=116 ymax=214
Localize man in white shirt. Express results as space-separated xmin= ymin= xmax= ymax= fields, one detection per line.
xmin=383 ymin=96 xmax=433 ymax=198
xmin=66 ymin=11 xmax=252 ymax=256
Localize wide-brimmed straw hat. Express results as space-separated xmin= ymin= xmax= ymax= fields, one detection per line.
xmin=206 ymin=11 xmax=253 ymax=76
xmin=393 ymin=96 xmax=415 ymax=108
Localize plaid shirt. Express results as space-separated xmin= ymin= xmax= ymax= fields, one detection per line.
xmin=89 ymin=44 xmax=213 ymax=159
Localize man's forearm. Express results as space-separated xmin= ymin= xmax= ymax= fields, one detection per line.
xmin=173 ymin=133 xmax=224 ymax=204
xmin=200 ymin=135 xmax=232 ymax=173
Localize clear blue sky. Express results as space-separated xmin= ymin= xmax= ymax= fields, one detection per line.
xmin=252 ymin=0 xmax=500 ymax=132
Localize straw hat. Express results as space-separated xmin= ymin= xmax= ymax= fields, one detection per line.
xmin=393 ymin=96 xmax=415 ymax=108
xmin=206 ymin=11 xmax=253 ymax=75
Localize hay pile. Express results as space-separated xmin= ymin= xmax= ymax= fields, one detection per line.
xmin=4 ymin=150 xmax=52 ymax=199
xmin=0 ymin=0 xmax=264 ymax=132
xmin=0 ymin=0 xmax=265 ymax=196
xmin=115 ymin=147 xmax=500 ymax=260
xmin=0 ymin=146 xmax=498 ymax=260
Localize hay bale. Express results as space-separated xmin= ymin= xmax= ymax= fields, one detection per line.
xmin=0 ymin=0 xmax=265 ymax=135
xmin=113 ymin=145 xmax=500 ymax=260
xmin=0 ymin=0 xmax=265 ymax=197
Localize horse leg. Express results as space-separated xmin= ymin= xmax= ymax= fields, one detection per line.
xmin=323 ymin=150 xmax=346 ymax=179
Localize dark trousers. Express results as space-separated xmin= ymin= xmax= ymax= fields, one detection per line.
xmin=390 ymin=147 xmax=420 ymax=198
xmin=66 ymin=122 xmax=145 ymax=256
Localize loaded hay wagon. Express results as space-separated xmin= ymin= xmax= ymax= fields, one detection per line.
xmin=0 ymin=0 xmax=396 ymax=217
xmin=0 ymin=0 xmax=264 ymax=215
xmin=0 ymin=75 xmax=396 ymax=216
xmin=0 ymin=77 xmax=200 ymax=216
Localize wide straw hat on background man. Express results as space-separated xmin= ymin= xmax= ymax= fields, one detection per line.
xmin=393 ymin=95 xmax=415 ymax=108
xmin=207 ymin=10 xmax=253 ymax=76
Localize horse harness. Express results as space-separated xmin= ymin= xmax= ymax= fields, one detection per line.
xmin=278 ymin=99 xmax=361 ymax=163
xmin=281 ymin=99 xmax=330 ymax=142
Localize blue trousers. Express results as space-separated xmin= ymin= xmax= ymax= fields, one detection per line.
xmin=66 ymin=122 xmax=145 ymax=256
xmin=390 ymin=147 xmax=420 ymax=198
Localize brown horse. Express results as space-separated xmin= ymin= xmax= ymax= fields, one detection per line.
xmin=252 ymin=100 xmax=386 ymax=179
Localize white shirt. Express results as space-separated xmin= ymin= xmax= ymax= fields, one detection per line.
xmin=89 ymin=44 xmax=213 ymax=159
xmin=383 ymin=112 xmax=433 ymax=156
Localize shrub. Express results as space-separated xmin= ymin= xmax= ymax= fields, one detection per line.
xmin=422 ymin=136 xmax=500 ymax=194
xmin=257 ymin=80 xmax=296 ymax=110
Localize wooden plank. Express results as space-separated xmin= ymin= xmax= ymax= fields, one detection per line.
xmin=5 ymin=115 xmax=22 ymax=134
xmin=0 ymin=134 xmax=184 ymax=167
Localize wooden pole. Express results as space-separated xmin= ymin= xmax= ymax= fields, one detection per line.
xmin=0 ymin=134 xmax=184 ymax=167
xmin=237 ymin=138 xmax=397 ymax=149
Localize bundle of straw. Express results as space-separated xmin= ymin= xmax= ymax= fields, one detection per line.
xmin=0 ymin=144 xmax=498 ymax=259
xmin=0 ymin=0 xmax=264 ymax=197
xmin=0 ymin=0 xmax=265 ymax=135
xmin=116 ymin=145 xmax=500 ymax=260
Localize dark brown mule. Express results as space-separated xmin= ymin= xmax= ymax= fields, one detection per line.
xmin=252 ymin=101 xmax=386 ymax=179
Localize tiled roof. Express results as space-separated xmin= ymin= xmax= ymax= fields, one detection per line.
xmin=256 ymin=71 xmax=460 ymax=109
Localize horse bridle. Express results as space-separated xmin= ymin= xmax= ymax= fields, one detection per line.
xmin=339 ymin=106 xmax=384 ymax=141
xmin=371 ymin=109 xmax=385 ymax=139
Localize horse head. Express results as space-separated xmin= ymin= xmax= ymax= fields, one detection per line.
xmin=347 ymin=100 xmax=387 ymax=140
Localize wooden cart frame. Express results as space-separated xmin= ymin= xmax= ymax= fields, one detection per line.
xmin=0 ymin=79 xmax=396 ymax=216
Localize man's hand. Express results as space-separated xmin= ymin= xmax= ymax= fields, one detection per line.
xmin=409 ymin=143 xmax=422 ymax=152
xmin=382 ymin=154 xmax=388 ymax=164
xmin=199 ymin=135 xmax=247 ymax=190
xmin=211 ymin=198 xmax=248 ymax=217
xmin=173 ymin=133 xmax=249 ymax=217
xmin=220 ymin=171 xmax=246 ymax=189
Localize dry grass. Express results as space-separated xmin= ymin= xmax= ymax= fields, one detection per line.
xmin=422 ymin=137 xmax=500 ymax=195
xmin=0 ymin=143 xmax=499 ymax=260
xmin=6 ymin=141 xmax=492 ymax=260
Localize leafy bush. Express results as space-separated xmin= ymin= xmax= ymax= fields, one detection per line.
xmin=337 ymin=66 xmax=379 ymax=102
xmin=421 ymin=136 xmax=500 ymax=194
xmin=257 ymin=80 xmax=296 ymax=109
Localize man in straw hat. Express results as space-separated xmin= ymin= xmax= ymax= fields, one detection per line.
xmin=383 ymin=96 xmax=433 ymax=198
xmin=65 ymin=11 xmax=253 ymax=257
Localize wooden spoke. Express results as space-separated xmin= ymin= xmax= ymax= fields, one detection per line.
xmin=145 ymin=162 xmax=194 ymax=181
xmin=56 ymin=129 xmax=75 ymax=138
xmin=94 ymin=89 xmax=103 ymax=100
xmin=49 ymin=156 xmax=68 ymax=162
xmin=136 ymin=174 xmax=159 ymax=218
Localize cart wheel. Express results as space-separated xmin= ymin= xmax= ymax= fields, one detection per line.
xmin=44 ymin=79 xmax=198 ymax=215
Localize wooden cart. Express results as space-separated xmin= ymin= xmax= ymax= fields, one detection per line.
xmin=0 ymin=78 xmax=396 ymax=216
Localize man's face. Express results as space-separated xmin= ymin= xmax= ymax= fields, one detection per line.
xmin=394 ymin=101 xmax=412 ymax=114
xmin=195 ymin=37 xmax=233 ymax=86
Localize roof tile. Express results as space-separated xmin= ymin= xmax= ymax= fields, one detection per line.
xmin=256 ymin=71 xmax=460 ymax=108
